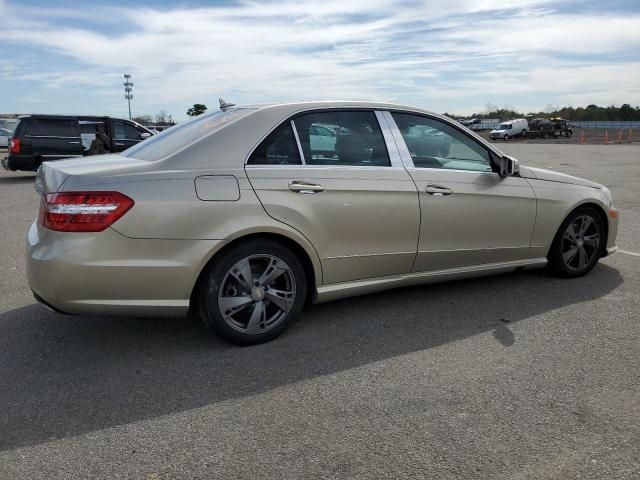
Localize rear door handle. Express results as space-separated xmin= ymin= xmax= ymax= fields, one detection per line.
xmin=114 ymin=142 xmax=125 ymax=146
xmin=425 ymin=184 xmax=453 ymax=196
xmin=68 ymin=141 xmax=80 ymax=144
xmin=288 ymin=181 xmax=325 ymax=194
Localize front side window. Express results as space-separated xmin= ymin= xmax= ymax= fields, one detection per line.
xmin=392 ymin=113 xmax=493 ymax=172
xmin=112 ymin=121 xmax=140 ymax=140
xmin=294 ymin=111 xmax=390 ymax=166
xmin=248 ymin=123 xmax=301 ymax=165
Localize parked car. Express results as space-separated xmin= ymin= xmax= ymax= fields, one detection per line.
xmin=490 ymin=119 xmax=528 ymax=140
xmin=0 ymin=128 xmax=11 ymax=147
xmin=2 ymin=115 xmax=153 ymax=172
xmin=27 ymin=101 xmax=619 ymax=345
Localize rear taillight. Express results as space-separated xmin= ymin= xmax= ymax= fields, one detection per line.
xmin=41 ymin=191 xmax=134 ymax=232
xmin=9 ymin=138 xmax=20 ymax=154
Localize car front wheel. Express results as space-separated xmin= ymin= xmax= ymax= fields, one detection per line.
xmin=547 ymin=207 xmax=605 ymax=278
xmin=200 ymin=239 xmax=307 ymax=345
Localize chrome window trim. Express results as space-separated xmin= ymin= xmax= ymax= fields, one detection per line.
xmin=374 ymin=110 xmax=403 ymax=168
xmin=382 ymin=110 xmax=504 ymax=174
xmin=290 ymin=120 xmax=306 ymax=165
xmin=244 ymin=164 xmax=408 ymax=171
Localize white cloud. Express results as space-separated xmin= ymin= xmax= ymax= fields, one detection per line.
xmin=0 ymin=0 xmax=638 ymax=117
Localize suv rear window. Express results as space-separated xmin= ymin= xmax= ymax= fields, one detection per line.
xmin=25 ymin=118 xmax=79 ymax=137
xmin=123 ymin=108 xmax=254 ymax=161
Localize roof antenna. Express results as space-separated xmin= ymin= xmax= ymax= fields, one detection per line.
xmin=219 ymin=98 xmax=235 ymax=111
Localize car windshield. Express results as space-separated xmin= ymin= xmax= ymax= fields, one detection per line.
xmin=122 ymin=108 xmax=254 ymax=161
xmin=496 ymin=124 xmax=510 ymax=130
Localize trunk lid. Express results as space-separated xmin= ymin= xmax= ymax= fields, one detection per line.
xmin=35 ymin=154 xmax=151 ymax=193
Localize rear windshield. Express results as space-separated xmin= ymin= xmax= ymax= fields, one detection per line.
xmin=122 ymin=108 xmax=254 ymax=161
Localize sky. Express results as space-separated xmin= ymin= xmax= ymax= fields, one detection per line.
xmin=0 ymin=0 xmax=639 ymax=120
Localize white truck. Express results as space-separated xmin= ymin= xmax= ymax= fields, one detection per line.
xmin=489 ymin=119 xmax=528 ymax=140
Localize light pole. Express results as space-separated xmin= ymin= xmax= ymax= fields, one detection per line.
xmin=123 ymin=74 xmax=133 ymax=120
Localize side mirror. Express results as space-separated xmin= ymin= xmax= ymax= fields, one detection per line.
xmin=140 ymin=132 xmax=151 ymax=139
xmin=499 ymin=155 xmax=520 ymax=177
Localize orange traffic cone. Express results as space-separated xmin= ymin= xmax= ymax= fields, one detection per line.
xmin=579 ymin=130 xmax=585 ymax=144
xmin=604 ymin=130 xmax=609 ymax=144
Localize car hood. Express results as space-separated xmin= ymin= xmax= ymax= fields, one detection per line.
xmin=520 ymin=166 xmax=602 ymax=189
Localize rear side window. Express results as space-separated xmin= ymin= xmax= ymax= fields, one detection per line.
xmin=79 ymin=121 xmax=105 ymax=134
xmin=293 ymin=111 xmax=390 ymax=166
xmin=25 ymin=118 xmax=79 ymax=137
xmin=247 ymin=123 xmax=301 ymax=165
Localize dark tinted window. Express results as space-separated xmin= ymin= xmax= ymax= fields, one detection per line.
xmin=25 ymin=118 xmax=79 ymax=137
xmin=392 ymin=113 xmax=492 ymax=172
xmin=79 ymin=121 xmax=105 ymax=134
xmin=113 ymin=121 xmax=143 ymax=140
xmin=293 ymin=111 xmax=390 ymax=166
xmin=248 ymin=123 xmax=302 ymax=165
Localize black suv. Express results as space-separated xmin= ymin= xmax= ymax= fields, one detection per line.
xmin=2 ymin=115 xmax=154 ymax=172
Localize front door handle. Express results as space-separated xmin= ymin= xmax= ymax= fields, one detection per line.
xmin=68 ymin=141 xmax=80 ymax=144
xmin=288 ymin=181 xmax=325 ymax=194
xmin=425 ymin=184 xmax=453 ymax=196
xmin=114 ymin=142 xmax=125 ymax=146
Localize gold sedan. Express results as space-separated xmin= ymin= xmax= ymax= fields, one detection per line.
xmin=27 ymin=101 xmax=618 ymax=344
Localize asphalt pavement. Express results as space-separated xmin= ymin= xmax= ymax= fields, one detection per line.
xmin=0 ymin=144 xmax=638 ymax=479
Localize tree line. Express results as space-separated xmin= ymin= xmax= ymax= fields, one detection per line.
xmin=447 ymin=103 xmax=640 ymax=121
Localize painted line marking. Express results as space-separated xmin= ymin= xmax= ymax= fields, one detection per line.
xmin=619 ymin=250 xmax=640 ymax=257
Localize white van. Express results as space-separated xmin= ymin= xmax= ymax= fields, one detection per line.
xmin=490 ymin=119 xmax=528 ymax=140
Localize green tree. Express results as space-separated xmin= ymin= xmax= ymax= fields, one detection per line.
xmin=186 ymin=104 xmax=208 ymax=117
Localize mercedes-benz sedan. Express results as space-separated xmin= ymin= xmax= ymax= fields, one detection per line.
xmin=27 ymin=101 xmax=619 ymax=344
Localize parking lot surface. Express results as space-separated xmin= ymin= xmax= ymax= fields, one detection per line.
xmin=1 ymin=144 xmax=638 ymax=479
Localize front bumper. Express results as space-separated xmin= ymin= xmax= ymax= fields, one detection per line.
xmin=603 ymin=208 xmax=619 ymax=257
xmin=26 ymin=222 xmax=223 ymax=317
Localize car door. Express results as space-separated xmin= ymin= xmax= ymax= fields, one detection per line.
xmin=22 ymin=117 xmax=83 ymax=162
xmin=385 ymin=111 xmax=537 ymax=272
xmin=111 ymin=120 xmax=148 ymax=152
xmin=245 ymin=109 xmax=420 ymax=285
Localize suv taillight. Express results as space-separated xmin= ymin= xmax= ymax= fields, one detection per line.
xmin=41 ymin=191 xmax=134 ymax=232
xmin=9 ymin=138 xmax=20 ymax=154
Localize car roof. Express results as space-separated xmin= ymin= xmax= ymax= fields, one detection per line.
xmin=18 ymin=114 xmax=127 ymax=121
xmin=241 ymin=100 xmax=444 ymax=118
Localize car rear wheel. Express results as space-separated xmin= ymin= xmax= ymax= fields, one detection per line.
xmin=547 ymin=207 xmax=605 ymax=278
xmin=199 ymin=240 xmax=307 ymax=345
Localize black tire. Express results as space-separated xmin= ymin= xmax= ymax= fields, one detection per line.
xmin=547 ymin=207 xmax=605 ymax=278
xmin=199 ymin=239 xmax=307 ymax=345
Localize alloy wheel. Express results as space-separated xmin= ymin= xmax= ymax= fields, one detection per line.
xmin=217 ymin=254 xmax=296 ymax=334
xmin=561 ymin=214 xmax=600 ymax=271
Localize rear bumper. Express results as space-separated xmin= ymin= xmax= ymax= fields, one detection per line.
xmin=26 ymin=222 xmax=224 ymax=317
xmin=4 ymin=154 xmax=38 ymax=172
